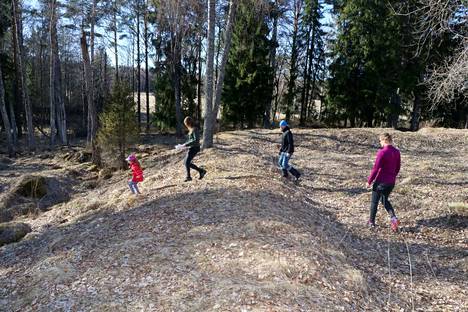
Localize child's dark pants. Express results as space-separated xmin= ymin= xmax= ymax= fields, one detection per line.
xmin=185 ymin=146 xmax=201 ymax=178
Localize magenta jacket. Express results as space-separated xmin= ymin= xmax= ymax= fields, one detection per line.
xmin=368 ymin=145 xmax=401 ymax=185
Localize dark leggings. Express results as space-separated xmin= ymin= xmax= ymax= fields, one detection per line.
xmin=184 ymin=147 xmax=201 ymax=178
xmin=370 ymin=182 xmax=396 ymax=223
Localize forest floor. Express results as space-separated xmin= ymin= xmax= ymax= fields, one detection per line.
xmin=0 ymin=128 xmax=467 ymax=312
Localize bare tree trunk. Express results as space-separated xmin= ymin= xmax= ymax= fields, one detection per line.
xmin=196 ymin=28 xmax=202 ymax=122
xmin=154 ymin=32 xmax=161 ymax=114
xmin=307 ymin=62 xmax=318 ymax=118
xmin=49 ymin=0 xmax=67 ymax=145
xmin=211 ymin=0 xmax=237 ymax=129
xmin=132 ymin=35 xmax=135 ymax=99
xmin=203 ymin=0 xmax=237 ymax=148
xmin=12 ymin=0 xmax=35 ymax=150
xmin=136 ymin=1 xmax=141 ymax=131
xmin=300 ymin=23 xmax=311 ymax=126
xmin=7 ymin=94 xmax=17 ymax=144
xmin=104 ymin=51 xmax=109 ymax=97
xmin=7 ymin=24 xmax=18 ymax=144
xmin=81 ymin=63 xmax=87 ymax=134
xmin=49 ymin=14 xmax=57 ymax=146
xmin=90 ymin=0 xmax=97 ymax=62
xmin=202 ymin=0 xmax=216 ymax=148
xmin=113 ymin=2 xmax=119 ymax=81
xmin=410 ymin=91 xmax=421 ymax=131
xmin=144 ymin=2 xmax=150 ymax=132
xmin=81 ymin=29 xmax=101 ymax=166
xmin=11 ymin=2 xmax=21 ymax=140
xmin=173 ymin=37 xmax=183 ymax=136
xmin=285 ymin=0 xmax=301 ymax=121
xmin=265 ymin=1 xmax=279 ymax=128
xmin=305 ymin=25 xmax=316 ymax=119
xmin=39 ymin=36 xmax=46 ymax=130
xmin=0 ymin=65 xmax=15 ymax=157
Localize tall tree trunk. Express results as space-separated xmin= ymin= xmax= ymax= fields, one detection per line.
xmin=410 ymin=90 xmax=421 ymax=131
xmin=39 ymin=35 xmax=46 ymax=130
xmin=300 ymin=23 xmax=311 ymax=126
xmin=211 ymin=1 xmax=236 ymax=131
xmin=154 ymin=32 xmax=161 ymax=114
xmin=144 ymin=2 xmax=150 ymax=132
xmin=173 ymin=37 xmax=183 ymax=136
xmin=285 ymin=0 xmax=301 ymax=121
xmin=6 ymin=26 xmax=18 ymax=144
xmin=196 ymin=30 xmax=202 ymax=122
xmin=307 ymin=61 xmax=318 ymax=118
xmin=81 ymin=63 xmax=87 ymax=135
xmin=104 ymin=52 xmax=109 ymax=98
xmin=136 ymin=2 xmax=141 ymax=131
xmin=265 ymin=0 xmax=278 ymax=128
xmin=202 ymin=0 xmax=216 ymax=147
xmin=90 ymin=0 xmax=97 ymax=62
xmin=11 ymin=7 xmax=21 ymax=140
xmin=0 ymin=65 xmax=15 ymax=157
xmin=81 ymin=29 xmax=101 ymax=166
xmin=7 ymin=93 xmax=18 ymax=144
xmin=49 ymin=0 xmax=67 ymax=145
xmin=12 ymin=0 xmax=35 ymax=150
xmin=203 ymin=0 xmax=237 ymax=148
xmin=304 ymin=25 xmax=316 ymax=120
xmin=132 ymin=35 xmax=135 ymax=99
xmin=49 ymin=18 xmax=57 ymax=145
xmin=113 ymin=2 xmax=119 ymax=81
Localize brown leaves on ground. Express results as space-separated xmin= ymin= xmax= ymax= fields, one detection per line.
xmin=0 ymin=128 xmax=467 ymax=311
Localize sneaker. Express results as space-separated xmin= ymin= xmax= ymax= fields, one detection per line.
xmin=295 ymin=172 xmax=301 ymax=182
xmin=184 ymin=177 xmax=192 ymax=182
xmin=390 ymin=217 xmax=400 ymax=232
xmin=367 ymin=220 xmax=376 ymax=228
xmin=199 ymin=169 xmax=207 ymax=180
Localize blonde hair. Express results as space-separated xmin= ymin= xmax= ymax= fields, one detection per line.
xmin=379 ymin=132 xmax=393 ymax=144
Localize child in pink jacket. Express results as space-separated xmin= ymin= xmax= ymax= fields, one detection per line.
xmin=126 ymin=154 xmax=144 ymax=195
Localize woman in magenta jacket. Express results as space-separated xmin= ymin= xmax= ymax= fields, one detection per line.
xmin=367 ymin=133 xmax=401 ymax=231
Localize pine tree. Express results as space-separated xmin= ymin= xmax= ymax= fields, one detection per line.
xmin=222 ymin=0 xmax=273 ymax=128
xmin=327 ymin=0 xmax=404 ymax=127
xmin=97 ymin=82 xmax=138 ymax=169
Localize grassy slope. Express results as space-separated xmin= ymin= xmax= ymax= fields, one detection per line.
xmin=0 ymin=128 xmax=467 ymax=311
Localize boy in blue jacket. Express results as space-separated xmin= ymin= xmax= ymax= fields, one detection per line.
xmin=278 ymin=120 xmax=301 ymax=182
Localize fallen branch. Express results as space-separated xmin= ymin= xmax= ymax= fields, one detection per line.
xmin=405 ymin=240 xmax=415 ymax=312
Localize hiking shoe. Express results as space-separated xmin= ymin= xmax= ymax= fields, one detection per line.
xmin=199 ymin=169 xmax=207 ymax=180
xmin=367 ymin=220 xmax=376 ymax=228
xmin=295 ymin=172 xmax=301 ymax=182
xmin=184 ymin=177 xmax=192 ymax=182
xmin=391 ymin=217 xmax=400 ymax=232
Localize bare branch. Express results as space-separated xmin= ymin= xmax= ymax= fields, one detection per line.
xmin=427 ymin=39 xmax=468 ymax=106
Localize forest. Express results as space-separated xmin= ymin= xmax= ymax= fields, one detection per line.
xmin=0 ymin=0 xmax=466 ymax=163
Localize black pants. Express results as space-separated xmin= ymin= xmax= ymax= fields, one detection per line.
xmin=369 ymin=182 xmax=396 ymax=224
xmin=184 ymin=146 xmax=201 ymax=178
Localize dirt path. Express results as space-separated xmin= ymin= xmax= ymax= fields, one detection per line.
xmin=0 ymin=128 xmax=466 ymax=311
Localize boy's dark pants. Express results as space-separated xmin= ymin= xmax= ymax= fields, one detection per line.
xmin=185 ymin=146 xmax=201 ymax=178
xmin=370 ymin=182 xmax=396 ymax=224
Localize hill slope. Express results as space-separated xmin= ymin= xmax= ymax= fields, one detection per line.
xmin=1 ymin=128 xmax=467 ymax=311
